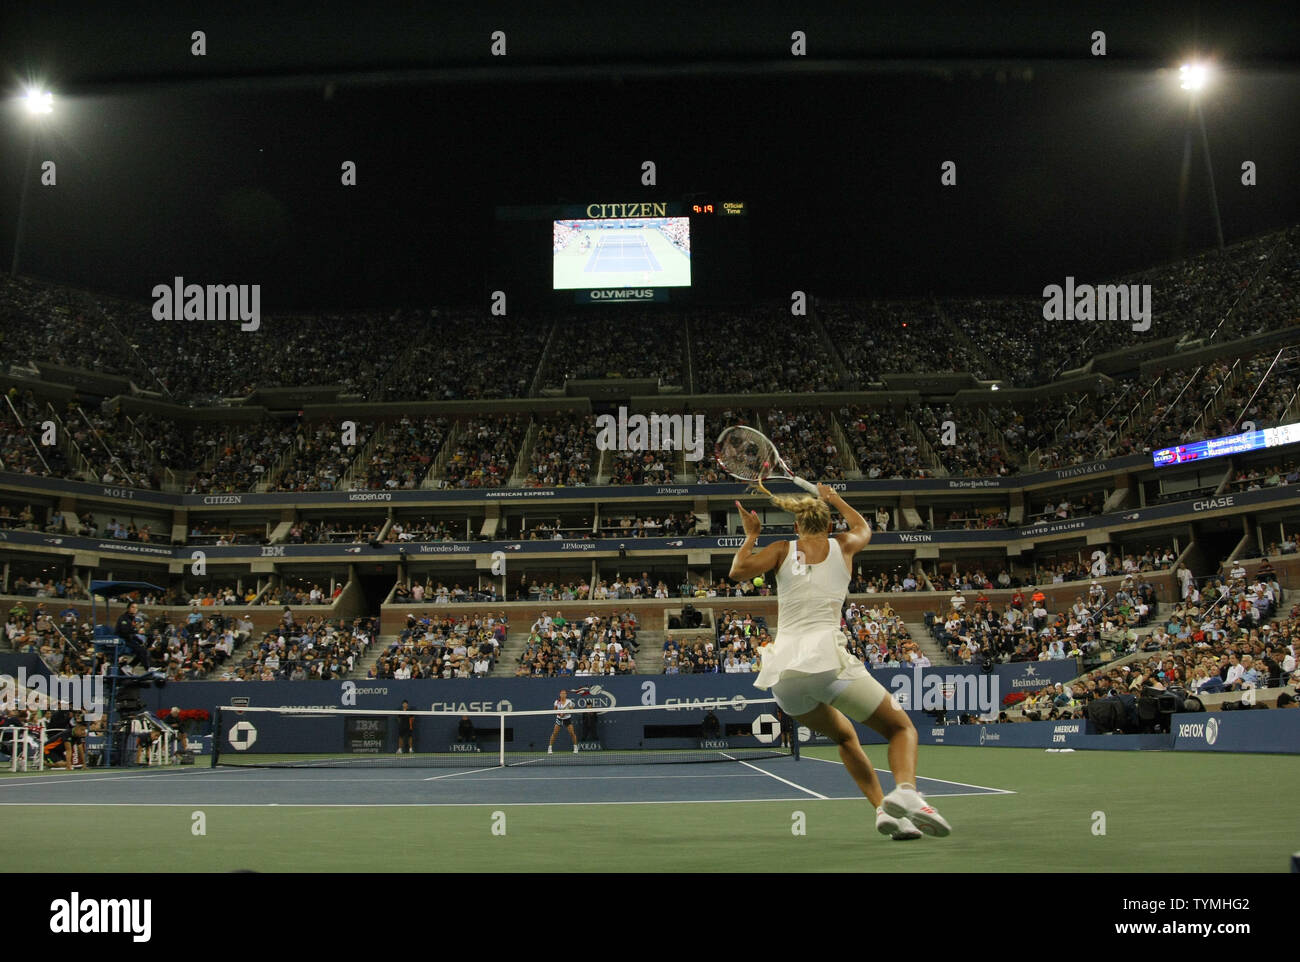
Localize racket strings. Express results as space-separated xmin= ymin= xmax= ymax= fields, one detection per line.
xmin=715 ymin=426 xmax=780 ymax=496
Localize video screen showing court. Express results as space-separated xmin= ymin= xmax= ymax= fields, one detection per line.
xmin=552 ymin=217 xmax=692 ymax=290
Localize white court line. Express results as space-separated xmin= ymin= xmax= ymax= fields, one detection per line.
xmin=722 ymin=753 xmax=827 ymax=799
xmin=424 ymin=766 xmax=504 ymax=782
xmin=0 ymin=791 xmax=1011 ymax=808
xmin=0 ymin=767 xmax=260 ymax=787
xmin=799 ymin=754 xmax=1017 ymax=795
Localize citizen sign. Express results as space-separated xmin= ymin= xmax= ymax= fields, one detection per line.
xmin=716 ymin=537 xmax=747 ymax=547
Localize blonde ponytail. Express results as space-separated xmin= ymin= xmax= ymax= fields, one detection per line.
xmin=770 ymin=493 xmax=831 ymax=534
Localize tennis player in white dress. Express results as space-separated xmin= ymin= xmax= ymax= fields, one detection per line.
xmin=547 ymin=690 xmax=580 ymax=754
xmin=730 ymin=484 xmax=951 ymax=840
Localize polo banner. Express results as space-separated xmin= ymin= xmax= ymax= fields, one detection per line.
xmin=1171 ymin=710 xmax=1300 ymax=754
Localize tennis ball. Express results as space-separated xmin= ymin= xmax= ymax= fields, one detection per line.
xmin=753 ymin=576 xmax=764 ymax=587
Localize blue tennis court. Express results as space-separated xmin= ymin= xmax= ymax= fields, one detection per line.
xmin=0 ymin=753 xmax=1013 ymax=807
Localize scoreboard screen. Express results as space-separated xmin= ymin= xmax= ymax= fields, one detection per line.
xmin=552 ymin=217 xmax=691 ymax=290
xmin=493 ymin=199 xmax=750 ymax=306
xmin=1152 ymin=422 xmax=1300 ymax=468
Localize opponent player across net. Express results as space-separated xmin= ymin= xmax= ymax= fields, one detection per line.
xmin=715 ymin=424 xmax=952 ymax=841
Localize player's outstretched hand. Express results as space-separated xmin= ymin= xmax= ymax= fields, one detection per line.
xmin=735 ymin=501 xmax=762 ymax=538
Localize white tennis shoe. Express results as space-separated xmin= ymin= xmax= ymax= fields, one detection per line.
xmin=875 ymin=807 xmax=923 ymax=841
xmin=882 ymin=785 xmax=952 ymax=837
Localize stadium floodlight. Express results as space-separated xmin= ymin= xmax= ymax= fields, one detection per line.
xmin=1174 ymin=59 xmax=1224 ymax=250
xmin=1178 ymin=62 xmax=1210 ymax=93
xmin=21 ymin=88 xmax=54 ymax=115
xmin=11 ymin=86 xmax=55 ymax=275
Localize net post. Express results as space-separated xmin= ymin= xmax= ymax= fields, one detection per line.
xmin=211 ymin=707 xmax=222 ymax=768
xmin=38 ymin=725 xmax=46 ymax=771
xmin=498 ymin=712 xmax=505 ymax=768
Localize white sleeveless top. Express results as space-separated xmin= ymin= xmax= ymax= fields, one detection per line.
xmin=754 ymin=537 xmax=867 ymax=689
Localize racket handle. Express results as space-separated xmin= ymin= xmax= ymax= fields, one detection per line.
xmin=793 ymin=477 xmax=819 ymax=495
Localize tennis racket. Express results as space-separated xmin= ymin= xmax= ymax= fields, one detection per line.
xmin=715 ymin=425 xmax=819 ymax=497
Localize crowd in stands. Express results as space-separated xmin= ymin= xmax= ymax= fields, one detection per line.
xmin=541 ymin=313 xmax=686 ymax=388
xmin=524 ymin=413 xmax=596 ymax=487
xmin=607 ymin=450 xmax=676 ymax=485
xmin=516 ymin=609 xmax=638 ymax=677
xmin=60 ymin=407 xmax=163 ymax=489
xmin=1030 ymin=546 xmax=1176 ymax=586
xmin=943 ymin=506 xmax=1009 ymax=530
xmin=841 ymin=406 xmax=930 ymax=479
xmin=269 ymin=420 xmax=372 ymax=492
xmin=438 ymin=414 xmax=528 ymax=488
xmin=294 ymin=518 xmax=382 ymax=544
xmin=522 ymin=517 xmax=592 ymax=539
xmin=1033 ymin=569 xmax=1298 ymax=724
xmin=663 ymin=609 xmax=768 ymax=675
xmin=0 ymin=231 xmax=1297 ymax=512
xmin=374 ymin=611 xmax=504 ymax=679
xmin=818 ymin=299 xmax=990 ymax=384
xmin=393 ymin=580 xmax=502 ymax=604
xmin=849 ymin=567 xmax=927 ymax=593
xmin=1230 ymin=454 xmax=1300 ymax=492
xmin=383 ymin=517 xmax=459 ymax=543
xmin=691 ymin=307 xmax=844 ymax=394
xmin=4 ymin=576 xmax=85 ymax=599
xmin=915 ymin=404 xmax=1014 ymax=477
xmin=762 ymin=408 xmax=848 ymax=481
xmin=0 ymin=390 xmax=69 ymax=478
xmin=186 ymin=419 xmax=295 ymax=494
xmin=841 ymin=601 xmax=919 ymax=666
xmin=352 ymin=416 xmax=448 ymax=490
xmin=596 ymin=512 xmax=697 ymax=538
xmin=377 ymin=310 xmax=549 ymax=401
xmin=229 ymin=615 xmax=375 ymax=682
xmin=272 ymin=583 xmax=341 ymax=606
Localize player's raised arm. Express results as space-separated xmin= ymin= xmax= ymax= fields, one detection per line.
xmin=820 ymin=483 xmax=872 ymax=556
xmin=728 ymin=500 xmax=786 ymax=581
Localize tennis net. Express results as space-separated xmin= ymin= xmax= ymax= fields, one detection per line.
xmin=212 ymin=699 xmax=798 ymax=769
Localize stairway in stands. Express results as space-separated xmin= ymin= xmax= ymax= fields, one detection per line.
xmin=488 ymin=627 xmax=531 ymax=677
xmin=904 ymin=620 xmax=960 ymax=666
xmin=632 ymin=629 xmax=665 ymax=673
xmin=349 ymin=635 xmax=395 ymax=678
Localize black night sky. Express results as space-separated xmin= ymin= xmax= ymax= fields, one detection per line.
xmin=2 ymin=2 xmax=1299 ymax=310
